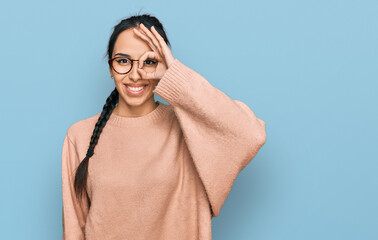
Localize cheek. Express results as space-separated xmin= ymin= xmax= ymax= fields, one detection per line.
xmin=151 ymin=80 xmax=160 ymax=87
xmin=114 ymin=79 xmax=121 ymax=87
xmin=113 ymin=79 xmax=126 ymax=92
xmin=149 ymin=80 xmax=160 ymax=90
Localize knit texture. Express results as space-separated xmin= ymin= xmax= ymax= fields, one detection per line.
xmin=61 ymin=58 xmax=267 ymax=240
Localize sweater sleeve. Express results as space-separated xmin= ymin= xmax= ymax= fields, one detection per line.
xmin=61 ymin=133 xmax=89 ymax=239
xmin=152 ymin=58 xmax=267 ymax=218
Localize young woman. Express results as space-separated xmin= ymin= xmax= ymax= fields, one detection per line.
xmin=62 ymin=13 xmax=267 ymax=240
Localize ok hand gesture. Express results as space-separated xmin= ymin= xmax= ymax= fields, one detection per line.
xmin=133 ymin=23 xmax=176 ymax=80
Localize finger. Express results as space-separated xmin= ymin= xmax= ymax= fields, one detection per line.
xmin=151 ymin=26 xmax=175 ymax=65
xmin=139 ymin=24 xmax=162 ymax=52
xmin=138 ymin=23 xmax=164 ymax=57
xmin=150 ymin=25 xmax=165 ymax=50
xmin=138 ymin=51 xmax=162 ymax=69
xmin=136 ymin=67 xmax=147 ymax=78
xmin=133 ymin=28 xmax=162 ymax=56
xmin=137 ymin=68 xmax=159 ymax=80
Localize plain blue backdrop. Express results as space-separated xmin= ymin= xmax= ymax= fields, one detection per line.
xmin=0 ymin=0 xmax=377 ymax=239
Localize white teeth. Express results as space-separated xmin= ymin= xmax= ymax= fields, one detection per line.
xmin=127 ymin=85 xmax=145 ymax=91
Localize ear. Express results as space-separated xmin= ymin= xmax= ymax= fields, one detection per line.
xmin=109 ymin=66 xmax=114 ymax=78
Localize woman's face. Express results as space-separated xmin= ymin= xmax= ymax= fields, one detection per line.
xmin=109 ymin=27 xmax=160 ymax=107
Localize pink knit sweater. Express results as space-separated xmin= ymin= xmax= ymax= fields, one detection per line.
xmin=62 ymin=58 xmax=267 ymax=240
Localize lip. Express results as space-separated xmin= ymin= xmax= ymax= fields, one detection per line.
xmin=124 ymin=83 xmax=149 ymax=87
xmin=124 ymin=84 xmax=148 ymax=97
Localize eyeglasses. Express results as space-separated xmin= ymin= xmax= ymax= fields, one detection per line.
xmin=108 ymin=56 xmax=158 ymax=75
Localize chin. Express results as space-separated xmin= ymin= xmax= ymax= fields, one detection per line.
xmin=123 ymin=93 xmax=152 ymax=106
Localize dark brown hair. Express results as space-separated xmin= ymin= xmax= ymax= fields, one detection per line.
xmin=73 ymin=13 xmax=171 ymax=208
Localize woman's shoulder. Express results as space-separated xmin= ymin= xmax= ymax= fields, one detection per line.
xmin=65 ymin=112 xmax=101 ymax=145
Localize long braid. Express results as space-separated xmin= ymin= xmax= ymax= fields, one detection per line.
xmin=74 ymin=87 xmax=119 ymax=208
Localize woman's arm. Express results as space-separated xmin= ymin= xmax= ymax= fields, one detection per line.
xmin=153 ymin=59 xmax=267 ymax=217
xmin=61 ymin=132 xmax=89 ymax=239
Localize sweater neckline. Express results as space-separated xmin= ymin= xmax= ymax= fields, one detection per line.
xmin=107 ymin=100 xmax=170 ymax=127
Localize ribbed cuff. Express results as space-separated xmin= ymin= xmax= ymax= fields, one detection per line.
xmin=152 ymin=58 xmax=193 ymax=106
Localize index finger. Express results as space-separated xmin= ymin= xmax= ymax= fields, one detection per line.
xmin=138 ymin=51 xmax=161 ymax=69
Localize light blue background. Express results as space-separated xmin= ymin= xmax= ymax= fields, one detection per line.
xmin=0 ymin=0 xmax=377 ymax=239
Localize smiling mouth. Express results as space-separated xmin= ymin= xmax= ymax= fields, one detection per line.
xmin=124 ymin=84 xmax=148 ymax=95
xmin=125 ymin=84 xmax=149 ymax=87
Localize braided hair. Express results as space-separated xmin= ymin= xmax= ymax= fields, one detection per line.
xmin=73 ymin=13 xmax=171 ymax=208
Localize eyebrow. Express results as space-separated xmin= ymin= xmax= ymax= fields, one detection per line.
xmin=114 ymin=53 xmax=131 ymax=57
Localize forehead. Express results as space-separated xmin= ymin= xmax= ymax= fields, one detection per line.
xmin=112 ymin=28 xmax=152 ymax=58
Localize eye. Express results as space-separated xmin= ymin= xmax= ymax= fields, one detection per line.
xmin=144 ymin=59 xmax=157 ymax=65
xmin=116 ymin=58 xmax=130 ymax=64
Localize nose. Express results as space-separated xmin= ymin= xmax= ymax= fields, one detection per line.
xmin=128 ymin=60 xmax=141 ymax=82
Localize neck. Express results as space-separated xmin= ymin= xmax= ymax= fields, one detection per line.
xmin=106 ymin=100 xmax=169 ymax=128
xmin=113 ymin=99 xmax=159 ymax=118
